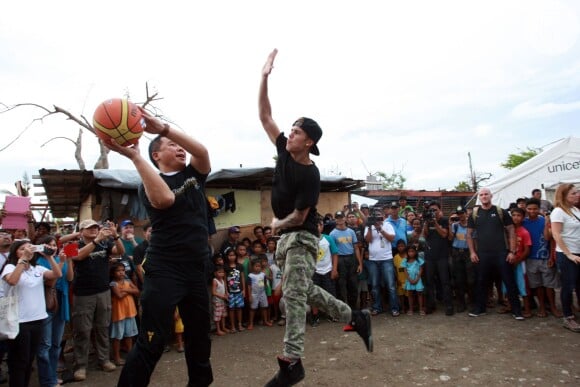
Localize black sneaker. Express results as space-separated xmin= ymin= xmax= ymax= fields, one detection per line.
xmin=445 ymin=306 xmax=455 ymax=316
xmin=310 ymin=315 xmax=320 ymax=328
xmin=512 ymin=313 xmax=525 ymax=321
xmin=468 ymin=309 xmax=487 ymax=317
xmin=351 ymin=310 xmax=373 ymax=352
xmin=264 ymin=356 xmax=305 ymax=387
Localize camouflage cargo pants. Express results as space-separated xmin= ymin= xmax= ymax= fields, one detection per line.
xmin=276 ymin=230 xmax=352 ymax=359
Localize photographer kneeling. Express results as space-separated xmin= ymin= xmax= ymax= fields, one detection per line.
xmin=422 ymin=202 xmax=454 ymax=316
xmin=364 ymin=211 xmax=399 ymax=316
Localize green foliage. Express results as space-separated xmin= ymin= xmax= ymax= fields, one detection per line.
xmin=454 ymin=181 xmax=472 ymax=192
xmin=500 ymin=147 xmax=540 ymax=170
xmin=376 ymin=170 xmax=406 ymax=190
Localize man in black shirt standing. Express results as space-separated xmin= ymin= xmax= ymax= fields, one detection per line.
xmin=467 ymin=187 xmax=523 ymax=320
xmin=106 ymin=110 xmax=213 ymax=386
xmin=72 ymin=219 xmax=124 ymax=381
xmin=422 ymin=201 xmax=454 ymax=316
xmin=259 ymin=49 xmax=372 ymax=387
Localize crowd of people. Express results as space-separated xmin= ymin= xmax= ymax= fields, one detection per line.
xmin=0 ymin=185 xmax=580 ymax=386
xmin=0 ymin=184 xmax=578 ymax=386
xmin=0 ymin=46 xmax=578 ymax=386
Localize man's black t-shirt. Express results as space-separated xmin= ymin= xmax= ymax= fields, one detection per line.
xmin=133 ymin=240 xmax=148 ymax=266
xmin=73 ymin=240 xmax=113 ymax=296
xmin=271 ymin=134 xmax=320 ymax=236
xmin=468 ymin=205 xmax=512 ymax=253
xmin=425 ymin=217 xmax=450 ymax=260
xmin=140 ymin=164 xmax=210 ymax=262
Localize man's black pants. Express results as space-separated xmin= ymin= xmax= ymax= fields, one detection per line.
xmin=118 ymin=259 xmax=213 ymax=387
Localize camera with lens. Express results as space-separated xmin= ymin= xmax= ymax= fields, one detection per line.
xmin=422 ymin=202 xmax=438 ymax=222
xmin=366 ymin=215 xmax=384 ymax=226
xmin=33 ymin=245 xmax=56 ymax=255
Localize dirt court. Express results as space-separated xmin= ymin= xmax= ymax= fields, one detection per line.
xmin=31 ymin=308 xmax=579 ymax=387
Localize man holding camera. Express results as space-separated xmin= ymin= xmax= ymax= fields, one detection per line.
xmin=364 ymin=211 xmax=398 ymax=316
xmin=72 ymin=219 xmax=125 ymax=381
xmin=448 ymin=206 xmax=472 ymax=313
xmin=422 ymin=202 xmax=454 ymax=316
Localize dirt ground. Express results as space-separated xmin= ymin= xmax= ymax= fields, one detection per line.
xmin=27 ymin=306 xmax=580 ymax=387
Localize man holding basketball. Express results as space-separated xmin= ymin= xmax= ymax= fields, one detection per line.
xmin=105 ymin=111 xmax=213 ymax=386
xmin=259 ymin=49 xmax=372 ymax=387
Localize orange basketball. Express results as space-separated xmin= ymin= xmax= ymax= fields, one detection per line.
xmin=93 ymin=98 xmax=145 ymax=146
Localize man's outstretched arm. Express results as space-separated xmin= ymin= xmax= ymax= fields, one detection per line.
xmin=259 ymin=49 xmax=281 ymax=145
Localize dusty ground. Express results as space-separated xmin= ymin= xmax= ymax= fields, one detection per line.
xmin=28 ymin=307 xmax=580 ymax=387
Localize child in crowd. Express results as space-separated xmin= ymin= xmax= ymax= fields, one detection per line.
xmin=241 ymin=237 xmax=252 ymax=252
xmin=247 ymin=258 xmax=272 ymax=330
xmin=110 ymin=262 xmax=140 ymax=365
xmin=236 ymin=243 xmax=252 ymax=326
xmin=212 ymin=265 xmax=229 ymax=336
xmin=236 ymin=243 xmax=251 ymax=283
xmin=501 ymin=208 xmax=532 ymax=317
xmin=393 ymin=239 xmax=408 ymax=314
xmin=252 ymin=240 xmax=265 ymax=257
xmin=311 ymin=217 xmax=339 ymax=326
xmin=174 ymin=308 xmax=184 ymax=352
xmin=402 ymin=245 xmax=425 ymax=315
xmin=270 ymin=256 xmax=283 ymax=324
xmin=225 ymin=247 xmax=246 ymax=332
xmin=260 ymin=254 xmax=273 ymax=323
xmin=265 ymin=236 xmax=277 ymax=266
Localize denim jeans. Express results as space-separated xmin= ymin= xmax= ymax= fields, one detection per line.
xmin=367 ymin=259 xmax=399 ymax=313
xmin=37 ymin=311 xmax=66 ymax=387
xmin=556 ymin=251 xmax=580 ymax=318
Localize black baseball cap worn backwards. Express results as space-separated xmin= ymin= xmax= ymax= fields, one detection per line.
xmin=293 ymin=117 xmax=322 ymax=156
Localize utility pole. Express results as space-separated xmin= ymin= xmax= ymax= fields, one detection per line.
xmin=468 ymin=152 xmax=476 ymax=191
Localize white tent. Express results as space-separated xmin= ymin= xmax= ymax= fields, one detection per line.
xmin=486 ymin=136 xmax=580 ymax=208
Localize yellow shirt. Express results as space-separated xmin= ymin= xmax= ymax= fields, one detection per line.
xmin=393 ymin=253 xmax=407 ymax=295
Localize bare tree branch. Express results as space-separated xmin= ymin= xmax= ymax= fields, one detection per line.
xmin=53 ymin=105 xmax=95 ymax=134
xmin=1 ymin=84 xmax=165 ymax=169
xmin=75 ymin=129 xmax=86 ymax=169
xmin=41 ymin=136 xmax=77 ymax=147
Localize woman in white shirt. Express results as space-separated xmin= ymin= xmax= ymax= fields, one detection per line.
xmin=1 ymin=239 xmax=62 ymax=386
xmin=550 ymin=183 xmax=580 ymax=333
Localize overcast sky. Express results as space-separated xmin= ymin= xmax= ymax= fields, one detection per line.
xmin=1 ymin=0 xmax=579 ymax=207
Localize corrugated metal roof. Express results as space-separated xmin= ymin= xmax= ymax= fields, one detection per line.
xmin=36 ymin=168 xmax=364 ymax=218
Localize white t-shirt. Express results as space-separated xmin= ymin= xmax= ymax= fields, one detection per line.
xmin=551 ymin=207 xmax=580 ymax=253
xmin=270 ymin=263 xmax=282 ymax=290
xmin=1 ymin=264 xmax=49 ymax=323
xmin=316 ymin=235 xmax=335 ymax=275
xmin=365 ymin=222 xmax=395 ymax=261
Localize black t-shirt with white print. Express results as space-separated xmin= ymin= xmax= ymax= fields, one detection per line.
xmin=271 ymin=133 xmax=320 ymax=236
xmin=140 ymin=164 xmax=210 ymax=263
xmin=74 ymin=239 xmax=113 ymax=296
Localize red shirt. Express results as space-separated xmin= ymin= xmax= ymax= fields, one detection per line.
xmin=514 ymin=226 xmax=532 ymax=264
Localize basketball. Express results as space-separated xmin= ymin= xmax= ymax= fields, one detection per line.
xmin=93 ymin=98 xmax=145 ymax=146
